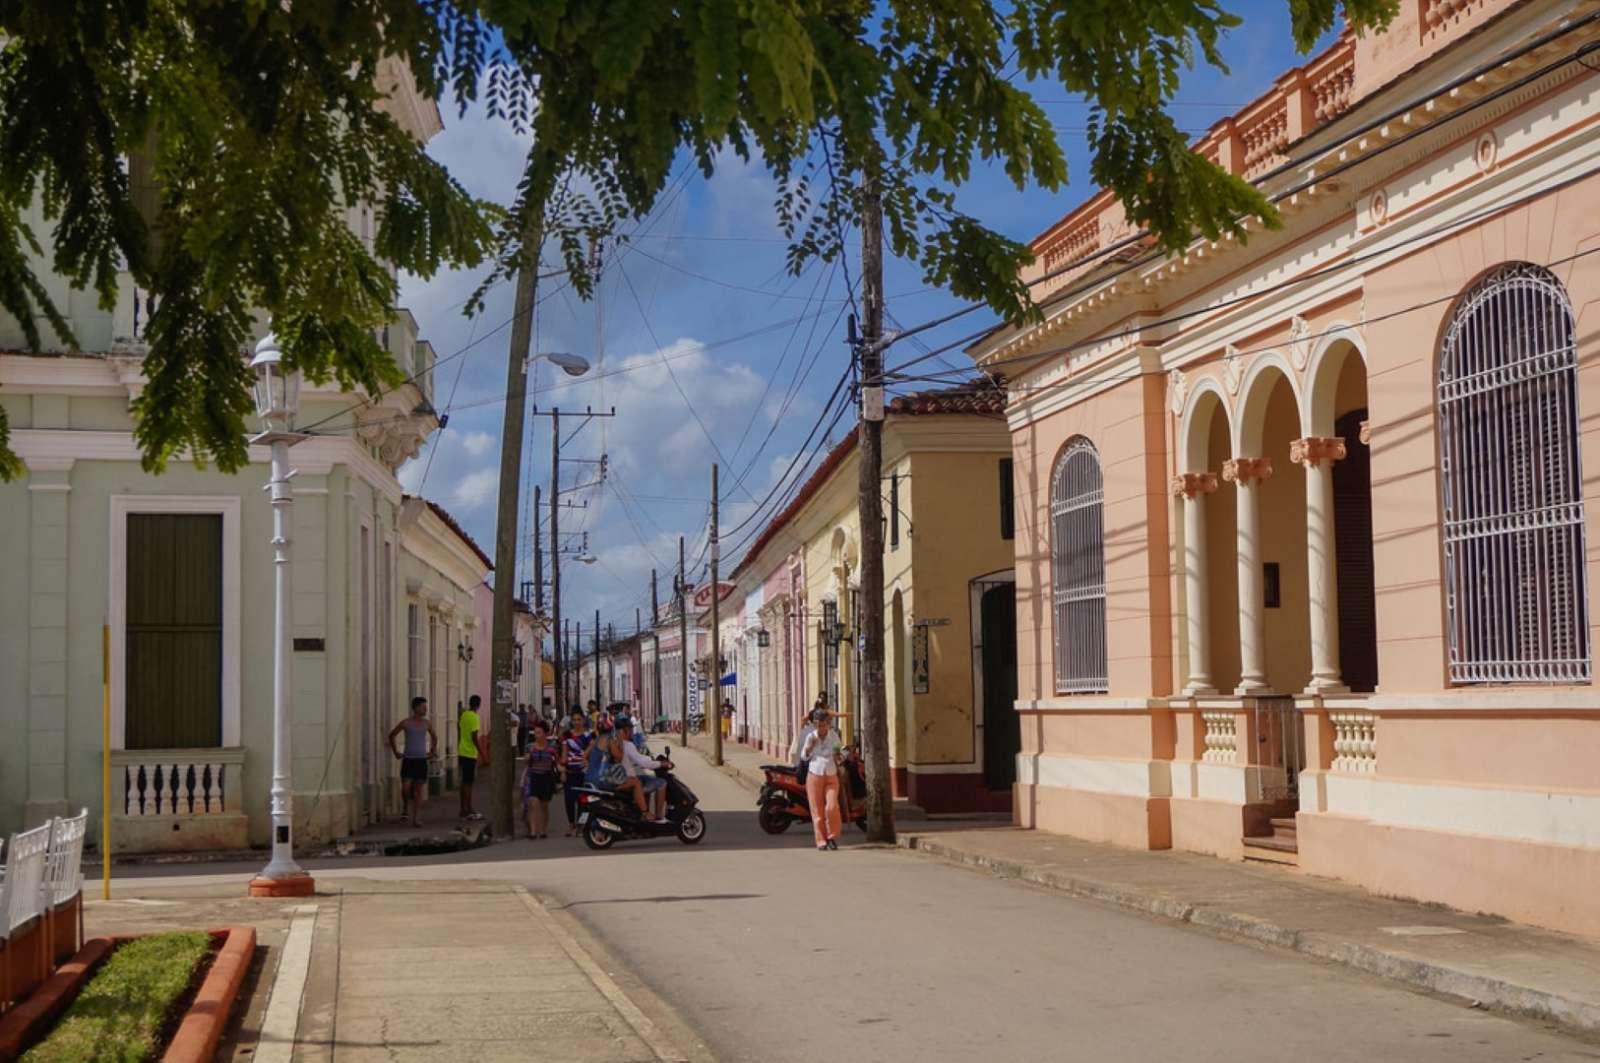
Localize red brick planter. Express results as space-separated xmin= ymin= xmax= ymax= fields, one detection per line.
xmin=0 ymin=925 xmax=257 ymax=1062
xmin=164 ymin=926 xmax=256 ymax=1063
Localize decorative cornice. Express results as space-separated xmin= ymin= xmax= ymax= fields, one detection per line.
xmin=1290 ymin=436 xmax=1347 ymax=468
xmin=1221 ymin=457 xmax=1273 ymax=485
xmin=1170 ymin=472 xmax=1219 ymax=499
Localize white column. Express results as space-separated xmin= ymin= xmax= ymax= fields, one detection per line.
xmin=1294 ymin=437 xmax=1348 ymax=694
xmin=1224 ymin=457 xmax=1273 ymax=693
xmin=1173 ymin=473 xmax=1219 ymax=695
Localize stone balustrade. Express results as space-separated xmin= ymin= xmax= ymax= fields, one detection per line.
xmin=109 ymin=747 xmax=249 ymax=852
xmin=1329 ymin=712 xmax=1378 ymax=773
xmin=1202 ymin=711 xmax=1237 ymax=764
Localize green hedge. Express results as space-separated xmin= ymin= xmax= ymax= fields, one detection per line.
xmin=24 ymin=931 xmax=212 ymax=1063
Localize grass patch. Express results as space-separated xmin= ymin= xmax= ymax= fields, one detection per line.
xmin=23 ymin=931 xmax=212 ymax=1063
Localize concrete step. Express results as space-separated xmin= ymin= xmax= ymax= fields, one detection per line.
xmin=1269 ymin=817 xmax=1298 ymax=832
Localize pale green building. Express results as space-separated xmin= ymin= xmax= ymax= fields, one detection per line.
xmin=0 ymin=62 xmax=498 ymax=852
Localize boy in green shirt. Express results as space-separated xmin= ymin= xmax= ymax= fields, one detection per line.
xmin=458 ymin=694 xmax=488 ymax=820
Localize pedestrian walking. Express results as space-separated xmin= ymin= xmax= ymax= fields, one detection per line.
xmin=458 ymin=694 xmax=487 ymax=820
xmin=521 ymin=720 xmax=562 ymax=838
xmin=561 ymin=712 xmax=591 ymax=837
xmin=801 ymin=710 xmax=843 ymax=851
xmin=387 ymin=696 xmax=436 ymax=828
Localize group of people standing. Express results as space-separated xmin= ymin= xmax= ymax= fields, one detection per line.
xmin=386 ymin=693 xmax=491 ymax=828
xmin=384 ymin=695 xmax=665 ymax=837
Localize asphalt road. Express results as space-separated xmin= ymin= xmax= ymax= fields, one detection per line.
xmin=119 ymin=748 xmax=1598 ymax=1062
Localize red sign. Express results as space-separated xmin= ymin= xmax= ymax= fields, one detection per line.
xmin=692 ymin=581 xmax=737 ymax=609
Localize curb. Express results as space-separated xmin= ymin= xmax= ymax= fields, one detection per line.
xmin=0 ymin=937 xmax=113 ymax=1060
xmin=898 ymin=833 xmax=1600 ymax=1037
xmin=166 ymin=926 xmax=258 ymax=1063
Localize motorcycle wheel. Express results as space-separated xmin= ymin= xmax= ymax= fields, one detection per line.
xmin=583 ymin=819 xmax=617 ymax=851
xmin=676 ymin=809 xmax=707 ymax=845
xmin=758 ymin=801 xmax=793 ymax=835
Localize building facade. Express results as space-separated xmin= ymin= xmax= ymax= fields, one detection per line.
xmin=0 ymin=64 xmax=488 ymax=851
xmin=975 ymin=0 xmax=1600 ymax=935
xmin=733 ymin=387 xmax=1016 ymax=811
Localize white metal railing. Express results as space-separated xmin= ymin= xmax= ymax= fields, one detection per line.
xmin=2 ymin=810 xmax=90 ymax=1007
xmin=1329 ymin=712 xmax=1377 ymax=774
xmin=1438 ymin=263 xmax=1589 ymax=685
xmin=111 ymin=748 xmax=245 ymax=817
xmin=1201 ymin=711 xmax=1237 ymax=763
xmin=1051 ymin=437 xmax=1109 ymax=693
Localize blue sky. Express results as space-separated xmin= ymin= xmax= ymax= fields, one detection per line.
xmin=396 ymin=2 xmax=1340 ymax=653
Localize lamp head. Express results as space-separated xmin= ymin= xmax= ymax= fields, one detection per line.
xmin=543 ymin=351 xmax=591 ymax=377
xmin=249 ymin=332 xmax=301 ymax=432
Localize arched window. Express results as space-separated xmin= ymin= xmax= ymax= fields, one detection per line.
xmin=1438 ymin=263 xmax=1588 ymax=684
xmin=1050 ymin=438 xmax=1108 ymax=692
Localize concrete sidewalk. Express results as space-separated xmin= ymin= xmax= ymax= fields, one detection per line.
xmin=898 ymin=827 xmax=1600 ymax=1037
xmin=293 ymin=881 xmax=692 ymax=1061
xmin=85 ymin=878 xmax=702 ymax=1062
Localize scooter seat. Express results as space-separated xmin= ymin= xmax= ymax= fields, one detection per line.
xmin=761 ymin=764 xmax=798 ymax=774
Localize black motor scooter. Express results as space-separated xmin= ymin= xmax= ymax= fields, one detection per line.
xmin=575 ymin=756 xmax=707 ymax=849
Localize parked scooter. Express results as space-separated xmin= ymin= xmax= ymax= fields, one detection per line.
xmin=757 ymin=747 xmax=869 ymax=834
xmin=575 ymin=756 xmax=707 ymax=849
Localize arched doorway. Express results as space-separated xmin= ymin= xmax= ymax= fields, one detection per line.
xmin=1334 ymin=407 xmax=1376 ymax=692
xmin=1308 ymin=335 xmax=1376 ymax=693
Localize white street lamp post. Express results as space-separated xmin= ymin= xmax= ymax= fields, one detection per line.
xmin=248 ymin=332 xmax=315 ymax=898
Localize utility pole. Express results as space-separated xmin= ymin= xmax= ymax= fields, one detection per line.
xmin=635 ymin=607 xmax=642 ymax=711
xmin=607 ymin=622 xmax=616 ymax=705
xmin=856 ymin=184 xmax=895 ymax=843
xmin=709 ymin=463 xmax=723 ymax=766
xmin=548 ymin=409 xmax=564 ymax=724
xmin=594 ymin=608 xmax=602 ymax=707
xmin=651 ymin=569 xmax=662 ymax=730
xmin=677 ymin=535 xmax=689 ymax=748
xmin=532 ymin=485 xmax=544 ymax=611
xmin=487 ymin=222 xmax=544 ymax=840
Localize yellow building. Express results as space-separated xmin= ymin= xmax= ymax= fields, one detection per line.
xmin=732 ymin=384 xmax=1015 ymax=811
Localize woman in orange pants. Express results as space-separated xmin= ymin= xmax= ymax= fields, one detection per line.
xmin=801 ymin=711 xmax=843 ymax=850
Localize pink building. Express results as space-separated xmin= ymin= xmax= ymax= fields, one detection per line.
xmin=976 ymin=0 xmax=1600 ymax=936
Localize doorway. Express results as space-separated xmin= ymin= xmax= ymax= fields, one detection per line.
xmin=1333 ymin=407 xmax=1377 ymax=692
xmin=978 ymin=580 xmax=1019 ymax=791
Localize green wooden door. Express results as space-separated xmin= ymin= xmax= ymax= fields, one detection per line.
xmin=126 ymin=513 xmax=224 ymax=749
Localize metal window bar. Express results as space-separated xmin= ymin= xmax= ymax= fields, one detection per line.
xmin=1050 ymin=438 xmax=1109 ymax=693
xmin=1438 ymin=263 xmax=1589 ymax=684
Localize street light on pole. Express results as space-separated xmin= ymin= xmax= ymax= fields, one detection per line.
xmin=247 ymin=333 xmax=314 ymax=898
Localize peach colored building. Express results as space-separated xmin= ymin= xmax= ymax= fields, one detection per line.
xmin=973 ymin=0 xmax=1600 ymax=936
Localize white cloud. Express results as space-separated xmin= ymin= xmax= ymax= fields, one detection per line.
xmin=449 ymin=468 xmax=498 ymax=513
xmin=460 ymin=431 xmax=494 ymax=458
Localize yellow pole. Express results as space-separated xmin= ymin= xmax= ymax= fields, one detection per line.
xmin=102 ymin=623 xmax=111 ymax=901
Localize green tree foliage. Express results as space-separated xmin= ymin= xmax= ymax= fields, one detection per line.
xmin=0 ymin=0 xmax=1396 ymax=480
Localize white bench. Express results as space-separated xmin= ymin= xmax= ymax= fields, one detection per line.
xmin=0 ymin=810 xmax=89 ymax=1011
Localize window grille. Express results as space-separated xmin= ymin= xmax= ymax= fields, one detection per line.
xmin=1050 ymin=437 xmax=1109 ymax=692
xmin=1438 ymin=263 xmax=1589 ymax=684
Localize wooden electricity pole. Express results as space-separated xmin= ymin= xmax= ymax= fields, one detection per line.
xmin=709 ymin=463 xmax=723 ymax=766
xmin=678 ymin=535 xmax=689 ymax=748
xmin=487 ymin=223 xmax=543 ymax=840
xmin=857 ymin=185 xmax=895 ymax=843
xmin=651 ymin=569 xmax=662 ymax=729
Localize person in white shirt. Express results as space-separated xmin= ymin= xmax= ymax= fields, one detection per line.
xmin=801 ymin=712 xmax=843 ymax=851
xmin=616 ymin=718 xmax=669 ymax=822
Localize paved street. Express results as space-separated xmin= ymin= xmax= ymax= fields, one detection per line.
xmin=101 ymin=749 xmax=1598 ymax=1062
